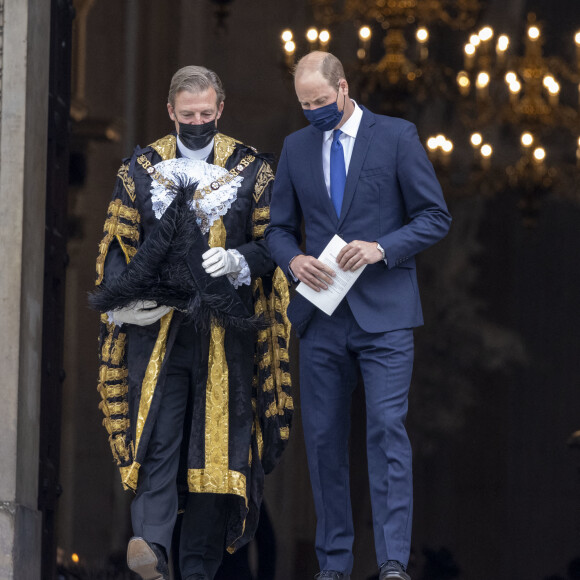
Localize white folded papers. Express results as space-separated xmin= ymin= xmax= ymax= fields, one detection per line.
xmin=296 ymin=235 xmax=366 ymax=316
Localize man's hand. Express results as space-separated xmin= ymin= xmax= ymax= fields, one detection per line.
xmin=111 ymin=300 xmax=171 ymax=326
xmin=336 ymin=241 xmax=384 ymax=271
xmin=290 ymin=255 xmax=335 ymax=292
xmin=202 ymin=247 xmax=242 ymax=278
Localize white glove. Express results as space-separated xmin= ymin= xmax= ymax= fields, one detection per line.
xmin=111 ymin=300 xmax=171 ymax=326
xmin=202 ymin=247 xmax=243 ymax=278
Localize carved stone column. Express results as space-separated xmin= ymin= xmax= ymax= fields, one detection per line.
xmin=0 ymin=0 xmax=4 ymax=166
xmin=0 ymin=0 xmax=51 ymax=577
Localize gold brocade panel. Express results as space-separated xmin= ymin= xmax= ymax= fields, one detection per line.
xmin=187 ymin=213 xmax=249 ymax=501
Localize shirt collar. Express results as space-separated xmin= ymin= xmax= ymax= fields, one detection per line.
xmin=177 ymin=135 xmax=214 ymax=161
xmin=324 ymin=100 xmax=363 ymax=142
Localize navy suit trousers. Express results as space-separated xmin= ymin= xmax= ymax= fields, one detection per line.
xmin=299 ymin=300 xmax=414 ymax=573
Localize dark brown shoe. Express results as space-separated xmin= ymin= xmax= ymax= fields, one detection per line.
xmin=127 ymin=537 xmax=169 ymax=580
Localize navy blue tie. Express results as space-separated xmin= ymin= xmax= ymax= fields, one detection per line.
xmin=330 ymin=129 xmax=346 ymax=217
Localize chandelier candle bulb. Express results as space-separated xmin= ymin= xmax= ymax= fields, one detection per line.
xmin=576 ymin=32 xmax=580 ymax=71
xmin=457 ymin=71 xmax=471 ymax=96
xmin=479 ymin=26 xmax=494 ymax=42
xmin=533 ymin=147 xmax=546 ymax=162
xmin=528 ymin=25 xmax=540 ymax=41
xmin=358 ymin=26 xmax=371 ymax=60
xmin=306 ymin=27 xmax=318 ymax=50
xmin=548 ymin=82 xmax=560 ymax=107
xmin=509 ymin=79 xmax=522 ymax=105
xmin=470 ymin=34 xmax=481 ymax=47
xmin=416 ymin=27 xmax=429 ymax=61
xmin=470 ymin=132 xmax=483 ymax=147
xmin=464 ymin=43 xmax=476 ymax=69
xmin=476 ymin=71 xmax=490 ymax=98
xmin=533 ymin=147 xmax=546 ymax=180
xmin=496 ymin=35 xmax=509 ymax=67
xmin=480 ymin=143 xmax=493 ymax=169
xmin=471 ymin=132 xmax=483 ymax=163
xmin=505 ymin=71 xmax=517 ymax=85
xmin=521 ymin=132 xmax=534 ymax=148
xmin=441 ymin=139 xmax=453 ymax=166
xmin=283 ymin=39 xmax=296 ymax=68
xmin=318 ymin=29 xmax=330 ymax=50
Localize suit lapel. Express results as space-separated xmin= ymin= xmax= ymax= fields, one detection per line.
xmin=308 ymin=127 xmax=338 ymax=226
xmin=338 ymin=108 xmax=375 ymax=227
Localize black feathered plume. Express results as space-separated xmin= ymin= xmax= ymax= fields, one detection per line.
xmin=89 ymin=178 xmax=267 ymax=332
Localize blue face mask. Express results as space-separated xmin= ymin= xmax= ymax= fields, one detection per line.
xmin=303 ymin=93 xmax=345 ymax=132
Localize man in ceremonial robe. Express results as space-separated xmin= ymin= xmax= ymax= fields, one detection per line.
xmin=93 ymin=66 xmax=292 ymax=580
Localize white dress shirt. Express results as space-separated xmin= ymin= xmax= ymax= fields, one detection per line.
xmin=177 ymin=135 xmax=215 ymax=161
xmin=322 ymin=100 xmax=363 ymax=195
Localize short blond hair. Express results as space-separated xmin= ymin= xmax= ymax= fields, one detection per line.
xmin=168 ymin=66 xmax=225 ymax=108
xmin=294 ymin=51 xmax=345 ymax=89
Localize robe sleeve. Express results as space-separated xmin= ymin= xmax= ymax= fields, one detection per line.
xmin=94 ymin=161 xmax=141 ymax=485
xmin=234 ymin=159 xmax=276 ymax=279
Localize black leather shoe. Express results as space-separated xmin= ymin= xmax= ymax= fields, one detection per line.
xmin=127 ymin=537 xmax=170 ymax=580
xmin=315 ymin=572 xmax=351 ymax=579
xmin=379 ymin=560 xmax=411 ymax=580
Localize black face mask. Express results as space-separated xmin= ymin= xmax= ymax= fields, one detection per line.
xmin=178 ymin=119 xmax=218 ymax=150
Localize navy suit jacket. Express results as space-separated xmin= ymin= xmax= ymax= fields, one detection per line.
xmin=265 ymin=107 xmax=451 ymax=335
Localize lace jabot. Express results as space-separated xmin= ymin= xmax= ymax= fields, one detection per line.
xmin=150 ymin=157 xmax=244 ymax=234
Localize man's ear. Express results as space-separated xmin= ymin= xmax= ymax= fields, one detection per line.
xmin=167 ymin=102 xmax=176 ymax=122
xmin=216 ymin=101 xmax=225 ymax=120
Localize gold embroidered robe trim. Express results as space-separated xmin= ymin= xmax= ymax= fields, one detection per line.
xmin=253 ymin=162 xmax=274 ymax=203
xmin=252 ymin=207 xmax=270 ymax=222
xmin=252 ymin=398 xmax=264 ymax=460
xmin=99 ymin=365 xmax=129 ymax=382
xmin=117 ymin=163 xmax=136 ymax=201
xmin=103 ymin=417 xmax=131 ymax=435
xmin=127 ymin=135 xmax=180 ymax=480
xmin=100 ymin=382 xmax=129 ymax=399
xmin=96 ymin=199 xmax=140 ymax=284
xmin=185 ymin=141 xmax=253 ymax=554
xmin=187 ymin=468 xmax=246 ymax=498
xmin=134 ymin=310 xmax=174 ymax=455
xmin=213 ymin=133 xmax=240 ymax=167
xmin=120 ymin=462 xmax=140 ymax=491
xmin=100 ymin=400 xmax=129 ymax=417
xmin=252 ymin=224 xmax=268 ymax=238
xmin=187 ymin=207 xmax=248 ymax=501
xmin=150 ymin=134 xmax=177 ymax=160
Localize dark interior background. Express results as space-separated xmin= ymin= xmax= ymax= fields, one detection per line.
xmin=54 ymin=1 xmax=580 ymax=579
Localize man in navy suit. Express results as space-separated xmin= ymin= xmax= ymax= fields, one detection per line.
xmin=265 ymin=52 xmax=451 ymax=580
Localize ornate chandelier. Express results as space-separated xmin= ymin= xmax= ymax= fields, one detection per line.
xmin=449 ymin=13 xmax=580 ymax=219
xmin=282 ymin=0 xmax=482 ymax=107
xmin=313 ymin=0 xmax=480 ymax=90
xmin=279 ymin=2 xmax=580 ymax=218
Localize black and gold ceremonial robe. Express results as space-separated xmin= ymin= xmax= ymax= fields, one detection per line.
xmin=94 ymin=133 xmax=292 ymax=551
